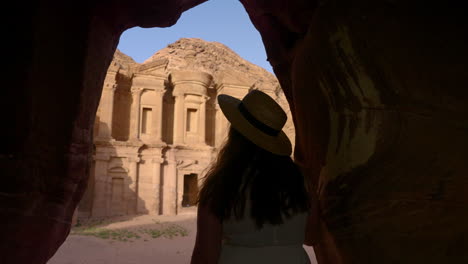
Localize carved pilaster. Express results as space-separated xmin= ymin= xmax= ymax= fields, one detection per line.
xmin=130 ymin=88 xmax=143 ymax=141
xmin=127 ymin=156 xmax=141 ymax=215
xmin=214 ymin=102 xmax=229 ymax=148
xmin=91 ymin=153 xmax=111 ymax=217
xmin=151 ymin=157 xmax=164 ymax=214
xmin=96 ymin=84 xmax=117 ymax=140
xmin=162 ymin=149 xmax=177 ymax=215
xmin=150 ymin=90 xmax=164 ymax=143
xmin=198 ymin=95 xmax=208 ymax=145
xmin=173 ymin=92 xmax=185 ymax=145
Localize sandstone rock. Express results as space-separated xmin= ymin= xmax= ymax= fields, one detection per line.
xmin=4 ymin=1 xmax=467 ymax=264
xmin=145 ymin=38 xmax=278 ymax=91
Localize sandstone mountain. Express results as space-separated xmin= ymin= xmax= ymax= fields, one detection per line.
xmin=113 ymin=49 xmax=138 ymax=67
xmin=144 ymin=38 xmax=279 ymax=91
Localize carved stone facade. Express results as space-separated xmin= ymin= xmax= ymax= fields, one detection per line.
xmin=78 ymin=40 xmax=294 ymax=217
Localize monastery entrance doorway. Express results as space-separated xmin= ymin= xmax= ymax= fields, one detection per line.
xmin=182 ymin=173 xmax=198 ymax=207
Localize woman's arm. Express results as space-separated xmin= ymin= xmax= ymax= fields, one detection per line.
xmin=190 ymin=204 xmax=222 ymax=264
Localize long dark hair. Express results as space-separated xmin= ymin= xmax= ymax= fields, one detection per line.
xmin=198 ymin=127 xmax=310 ymax=228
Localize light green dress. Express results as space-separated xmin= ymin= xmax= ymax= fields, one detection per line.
xmin=219 ymin=199 xmax=310 ymax=264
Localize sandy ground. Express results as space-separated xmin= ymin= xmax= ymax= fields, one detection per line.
xmin=48 ymin=212 xmax=317 ymax=264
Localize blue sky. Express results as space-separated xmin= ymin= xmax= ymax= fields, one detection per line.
xmin=117 ymin=0 xmax=273 ymax=72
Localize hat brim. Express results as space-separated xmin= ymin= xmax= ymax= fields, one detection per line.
xmin=218 ymin=94 xmax=292 ymax=156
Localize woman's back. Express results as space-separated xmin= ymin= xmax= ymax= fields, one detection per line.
xmin=219 ymin=197 xmax=310 ymax=264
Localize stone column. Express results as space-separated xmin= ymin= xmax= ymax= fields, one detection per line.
xmin=214 ymin=82 xmax=250 ymax=147
xmin=127 ymin=156 xmax=140 ymax=215
xmin=162 ymin=148 xmax=178 ymax=215
xmin=151 ymin=90 xmax=164 ymax=143
xmin=97 ymin=84 xmax=116 ymax=140
xmin=173 ymin=93 xmax=185 ymax=145
xmin=151 ymin=157 xmax=164 ymax=214
xmin=214 ymin=103 xmax=229 ymax=148
xmin=171 ymin=70 xmax=212 ymax=145
xmin=130 ymin=88 xmax=142 ymax=141
xmin=91 ymin=152 xmax=110 ymax=217
xmin=198 ymin=97 xmax=207 ymax=145
xmin=177 ymin=169 xmax=185 ymax=212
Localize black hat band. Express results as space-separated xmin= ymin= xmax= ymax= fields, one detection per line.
xmin=238 ymin=102 xmax=280 ymax=136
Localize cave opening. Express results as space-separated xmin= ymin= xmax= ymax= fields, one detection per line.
xmin=48 ymin=1 xmax=309 ymax=263
xmin=3 ymin=1 xmax=467 ymax=264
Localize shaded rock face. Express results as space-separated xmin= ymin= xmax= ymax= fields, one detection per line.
xmin=2 ymin=1 xmax=468 ymax=264
xmin=241 ymin=1 xmax=468 ymax=263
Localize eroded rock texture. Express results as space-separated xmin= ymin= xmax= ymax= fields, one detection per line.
xmin=241 ymin=0 xmax=468 ymax=263
xmin=1 ymin=0 xmax=467 ymax=263
xmin=2 ymin=1 xmax=207 ymax=263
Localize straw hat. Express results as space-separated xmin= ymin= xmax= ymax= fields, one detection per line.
xmin=217 ymin=90 xmax=292 ymax=156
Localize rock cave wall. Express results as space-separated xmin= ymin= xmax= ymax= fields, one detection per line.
xmin=1 ymin=0 xmax=467 ymax=263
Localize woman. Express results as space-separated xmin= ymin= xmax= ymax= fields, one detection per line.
xmin=191 ymin=90 xmax=320 ymax=264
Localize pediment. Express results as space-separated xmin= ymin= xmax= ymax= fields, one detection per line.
xmin=108 ymin=166 xmax=128 ymax=173
xmin=138 ymin=58 xmax=169 ymax=76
